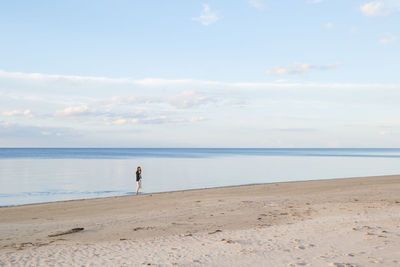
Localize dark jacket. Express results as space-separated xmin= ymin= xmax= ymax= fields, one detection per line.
xmin=136 ymin=171 xmax=142 ymax=182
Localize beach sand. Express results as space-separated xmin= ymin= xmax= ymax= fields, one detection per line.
xmin=1 ymin=175 xmax=399 ymax=266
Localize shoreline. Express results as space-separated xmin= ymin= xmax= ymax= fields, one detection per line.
xmin=1 ymin=174 xmax=398 ymax=209
xmin=1 ymin=174 xmax=399 ymax=266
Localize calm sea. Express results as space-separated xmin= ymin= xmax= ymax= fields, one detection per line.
xmin=1 ymin=148 xmax=400 ymax=206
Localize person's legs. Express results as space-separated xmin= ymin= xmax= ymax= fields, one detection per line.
xmin=136 ymin=181 xmax=140 ymax=195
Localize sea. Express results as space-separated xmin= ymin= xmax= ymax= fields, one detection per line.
xmin=1 ymin=148 xmax=400 ymax=207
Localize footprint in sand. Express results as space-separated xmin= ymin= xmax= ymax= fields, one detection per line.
xmin=133 ymin=226 xmax=155 ymax=231
xmin=221 ymin=238 xmax=236 ymax=244
xmin=369 ymin=259 xmax=382 ymax=264
xmin=329 ymin=263 xmax=358 ymax=267
xmin=290 ymin=262 xmax=308 ymax=266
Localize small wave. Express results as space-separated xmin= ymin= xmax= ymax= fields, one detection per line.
xmin=0 ymin=190 xmax=126 ymax=198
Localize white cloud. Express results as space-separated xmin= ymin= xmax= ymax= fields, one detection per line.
xmin=2 ymin=69 xmax=400 ymax=92
xmin=307 ymin=0 xmax=322 ymax=3
xmin=0 ymin=69 xmax=212 ymax=90
xmin=4 ymin=64 xmax=400 ymax=148
xmin=54 ymin=105 xmax=90 ymax=117
xmin=192 ymin=4 xmax=219 ymax=26
xmin=56 ymin=92 xmax=211 ymax=125
xmin=2 ymin=109 xmax=32 ymax=117
xmin=109 ymin=118 xmax=129 ymax=125
xmin=266 ymin=62 xmax=341 ymax=76
xmin=101 ymin=90 xmax=212 ymax=109
xmin=379 ymin=35 xmax=397 ymax=44
xmin=0 ymin=69 xmax=131 ymax=84
xmin=266 ymin=63 xmax=313 ymax=76
xmin=249 ymin=0 xmax=266 ymax=10
xmin=360 ymin=1 xmax=390 ymax=16
xmin=105 ymin=115 xmax=204 ymax=126
xmin=166 ymin=90 xmax=211 ymax=109
xmin=100 ymin=96 xmax=141 ymax=106
xmin=2 ymin=68 xmax=400 ymax=146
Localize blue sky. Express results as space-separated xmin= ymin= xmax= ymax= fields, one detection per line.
xmin=0 ymin=0 xmax=399 ymax=147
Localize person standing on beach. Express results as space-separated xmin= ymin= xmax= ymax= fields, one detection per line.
xmin=136 ymin=166 xmax=142 ymax=195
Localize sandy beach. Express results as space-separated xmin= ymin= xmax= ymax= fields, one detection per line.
xmin=1 ymin=175 xmax=399 ymax=266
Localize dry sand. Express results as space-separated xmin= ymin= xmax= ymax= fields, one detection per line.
xmin=1 ymin=175 xmax=399 ymax=266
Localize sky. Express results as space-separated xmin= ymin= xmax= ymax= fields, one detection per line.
xmin=0 ymin=0 xmax=399 ymax=148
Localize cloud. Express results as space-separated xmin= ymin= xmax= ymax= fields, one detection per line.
xmin=379 ymin=35 xmax=397 ymax=44
xmin=108 ymin=118 xmax=131 ymax=125
xmin=307 ymin=0 xmax=322 ymax=3
xmin=99 ymin=96 xmax=142 ymax=106
xmin=0 ymin=69 xmax=131 ymax=85
xmin=266 ymin=62 xmax=341 ymax=76
xmin=5 ymin=69 xmax=400 ymax=92
xmin=3 ymin=67 xmax=400 ymax=147
xmin=54 ymin=105 xmax=90 ymax=117
xmin=166 ymin=90 xmax=211 ymax=109
xmin=51 ymin=91 xmax=211 ymax=125
xmin=105 ymin=116 xmax=205 ymax=126
xmin=192 ymin=4 xmax=219 ymax=26
xmin=2 ymin=109 xmax=32 ymax=117
xmin=266 ymin=63 xmax=313 ymax=76
xmin=360 ymin=1 xmax=390 ymax=16
xmin=100 ymin=90 xmax=213 ymax=109
xmin=249 ymin=0 xmax=266 ymax=10
xmin=97 ymin=91 xmax=211 ymax=125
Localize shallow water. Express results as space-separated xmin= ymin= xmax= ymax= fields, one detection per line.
xmin=1 ymin=148 xmax=400 ymax=206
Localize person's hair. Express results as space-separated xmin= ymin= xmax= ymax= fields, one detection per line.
xmin=136 ymin=166 xmax=141 ymax=173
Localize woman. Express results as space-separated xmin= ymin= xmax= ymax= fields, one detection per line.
xmin=136 ymin=166 xmax=142 ymax=195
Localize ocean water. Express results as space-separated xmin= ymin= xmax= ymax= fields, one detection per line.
xmin=1 ymin=148 xmax=400 ymax=206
